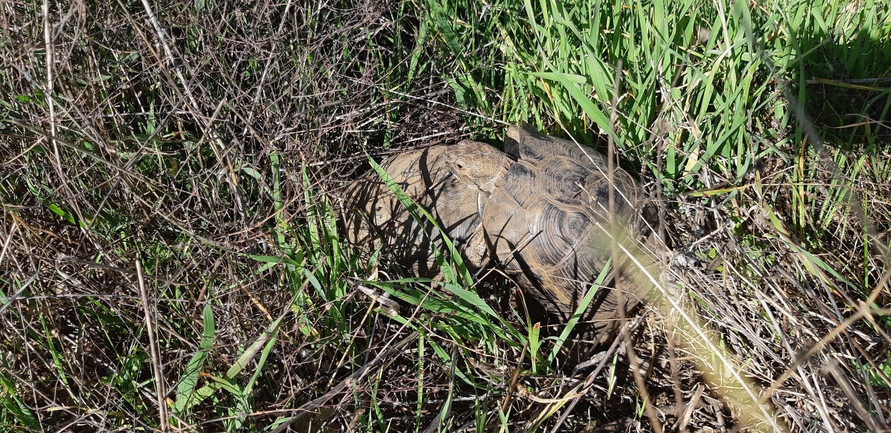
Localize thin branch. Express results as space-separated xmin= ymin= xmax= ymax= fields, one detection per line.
xmin=137 ymin=254 xmax=169 ymax=431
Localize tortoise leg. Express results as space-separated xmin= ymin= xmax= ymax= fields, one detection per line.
xmin=463 ymin=226 xmax=489 ymax=269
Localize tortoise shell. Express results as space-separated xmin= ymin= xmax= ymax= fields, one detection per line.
xmin=478 ymin=125 xmax=642 ymax=334
xmin=343 ymin=141 xmax=511 ymax=275
xmin=344 ymin=125 xmax=647 ymax=342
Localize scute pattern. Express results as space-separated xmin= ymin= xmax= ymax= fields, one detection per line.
xmin=480 ymin=125 xmax=642 ymax=342
xmin=345 ymin=124 xmax=647 ymax=344
xmin=343 ymin=141 xmax=512 ymax=275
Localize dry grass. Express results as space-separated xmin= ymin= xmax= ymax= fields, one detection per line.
xmin=2 ymin=0 xmax=890 ymax=431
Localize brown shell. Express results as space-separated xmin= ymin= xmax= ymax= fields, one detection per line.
xmin=343 ymin=125 xmax=645 ymax=342
xmin=343 ymin=142 xmax=511 ymax=275
xmin=481 ymin=125 xmax=642 ymax=337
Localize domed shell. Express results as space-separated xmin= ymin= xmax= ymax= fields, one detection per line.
xmin=481 ymin=125 xmax=642 ymax=336
xmin=343 ymin=141 xmax=511 ymax=276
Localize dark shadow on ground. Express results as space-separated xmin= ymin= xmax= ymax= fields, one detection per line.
xmin=789 ymin=15 xmax=891 ymax=147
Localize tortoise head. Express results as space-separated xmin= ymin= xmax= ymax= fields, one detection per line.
xmin=444 ymin=140 xmax=513 ymax=193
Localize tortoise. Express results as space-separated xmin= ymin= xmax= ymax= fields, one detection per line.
xmin=344 ymin=124 xmax=648 ymax=341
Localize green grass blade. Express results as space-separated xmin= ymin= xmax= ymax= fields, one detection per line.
xmin=547 ymin=258 xmax=613 ymax=365
xmin=173 ymin=303 xmax=216 ymax=414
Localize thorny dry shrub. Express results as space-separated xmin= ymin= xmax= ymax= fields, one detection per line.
xmin=641 ymin=142 xmax=891 ymax=431
xmin=1 ymin=0 xmax=465 ymax=430
xmin=1 ymin=0 xmax=890 ymax=432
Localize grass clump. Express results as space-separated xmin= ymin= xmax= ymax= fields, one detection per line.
xmin=2 ymin=0 xmax=890 ymax=431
